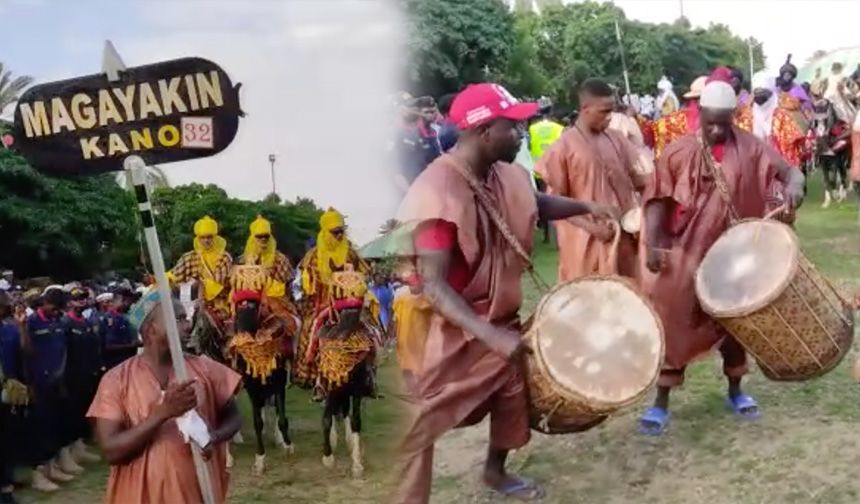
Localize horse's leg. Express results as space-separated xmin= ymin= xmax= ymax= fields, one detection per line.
xmin=322 ymin=396 xmax=336 ymax=468
xmin=274 ymin=373 xmax=294 ymax=455
xmin=349 ymin=387 xmax=364 ymax=478
xmin=250 ymin=392 xmax=267 ymax=476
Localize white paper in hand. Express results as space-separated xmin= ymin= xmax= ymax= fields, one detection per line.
xmin=176 ymin=410 xmax=212 ymax=448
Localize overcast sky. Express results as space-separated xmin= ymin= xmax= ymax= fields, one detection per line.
xmin=2 ymin=0 xmax=857 ymax=242
xmin=606 ymin=0 xmax=858 ymax=74
xmin=0 ymin=0 xmax=403 ymax=243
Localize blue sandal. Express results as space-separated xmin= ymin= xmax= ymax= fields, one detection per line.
xmin=493 ymin=478 xmax=545 ymax=501
xmin=726 ymin=393 xmax=760 ymax=420
xmin=638 ymin=406 xmax=671 ymax=436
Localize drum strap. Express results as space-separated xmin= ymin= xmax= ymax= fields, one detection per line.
xmin=448 ymin=158 xmax=551 ymax=293
xmin=574 ymin=125 xmax=641 ymax=212
xmin=697 ymin=133 xmax=741 ymax=224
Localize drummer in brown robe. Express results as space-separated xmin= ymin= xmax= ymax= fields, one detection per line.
xmin=536 ymin=78 xmax=652 ymax=279
xmin=638 ymin=81 xmax=805 ymax=435
xmin=392 ymin=83 xmax=618 ymax=503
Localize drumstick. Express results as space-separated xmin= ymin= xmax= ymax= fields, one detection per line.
xmin=754 ymin=205 xmax=787 ymax=244
xmin=522 ymin=292 xmax=579 ymax=342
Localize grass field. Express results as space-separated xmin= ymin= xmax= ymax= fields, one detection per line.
xmin=16 ymin=175 xmax=860 ymax=504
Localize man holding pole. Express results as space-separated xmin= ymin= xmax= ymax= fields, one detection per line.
xmin=87 ymin=292 xmax=242 ymax=504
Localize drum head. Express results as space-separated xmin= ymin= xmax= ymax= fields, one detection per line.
xmin=532 ymin=277 xmax=664 ymax=406
xmin=696 ymin=220 xmax=798 ymax=318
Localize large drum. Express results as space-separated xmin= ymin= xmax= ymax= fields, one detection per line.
xmin=696 ymin=220 xmax=855 ymax=381
xmin=524 ymin=277 xmax=664 ymax=434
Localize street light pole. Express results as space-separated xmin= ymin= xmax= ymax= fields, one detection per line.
xmin=748 ymin=38 xmax=756 ymax=83
xmin=268 ymin=153 xmax=276 ymax=195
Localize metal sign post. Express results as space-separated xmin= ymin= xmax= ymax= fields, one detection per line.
xmin=125 ymin=155 xmax=217 ymax=504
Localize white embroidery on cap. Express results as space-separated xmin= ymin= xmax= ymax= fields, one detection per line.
xmin=465 ymin=106 xmax=492 ymax=125
xmin=493 ymin=84 xmax=519 ymax=104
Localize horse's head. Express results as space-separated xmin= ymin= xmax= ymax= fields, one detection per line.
xmin=235 ymin=300 xmax=262 ymax=335
xmin=233 ymin=289 xmax=263 ymax=335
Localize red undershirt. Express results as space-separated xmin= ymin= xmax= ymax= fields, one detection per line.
xmin=412 ymin=219 xmax=470 ymax=293
xmin=671 ymin=143 xmax=725 ymax=233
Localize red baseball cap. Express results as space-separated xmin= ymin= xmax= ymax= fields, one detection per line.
xmin=448 ymin=83 xmax=539 ymax=129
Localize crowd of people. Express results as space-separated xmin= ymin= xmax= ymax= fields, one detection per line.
xmin=394 ymin=57 xmax=860 ymax=226
xmin=0 ymin=279 xmax=143 ymax=502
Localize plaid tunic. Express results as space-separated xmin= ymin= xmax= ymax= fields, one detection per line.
xmin=170 ymin=250 xmax=233 ymax=289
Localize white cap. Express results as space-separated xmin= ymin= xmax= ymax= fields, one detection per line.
xmin=42 ymin=284 xmax=64 ymax=296
xmin=700 ymin=81 xmax=738 ymax=110
xmin=96 ymin=293 xmax=114 ymax=303
xmin=751 ymin=71 xmax=775 ymax=92
xmin=683 ymin=76 xmax=709 ymax=99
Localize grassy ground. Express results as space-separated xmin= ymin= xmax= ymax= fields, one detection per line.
xmin=16 ymin=175 xmax=860 ymax=504
xmin=431 ymin=175 xmax=860 ymax=504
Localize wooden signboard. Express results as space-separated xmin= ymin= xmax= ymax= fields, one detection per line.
xmin=11 ymin=57 xmax=242 ymax=176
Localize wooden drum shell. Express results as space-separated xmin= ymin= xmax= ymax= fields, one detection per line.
xmin=523 ymin=276 xmax=664 ymax=435
xmin=697 ymin=220 xmax=855 ymax=382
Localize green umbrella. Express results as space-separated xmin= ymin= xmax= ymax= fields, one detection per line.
xmin=359 ymin=221 xmax=419 ymax=259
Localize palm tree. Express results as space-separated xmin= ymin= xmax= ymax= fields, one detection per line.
xmin=114 ymin=164 xmax=170 ymax=190
xmin=0 ymin=63 xmax=34 ymax=115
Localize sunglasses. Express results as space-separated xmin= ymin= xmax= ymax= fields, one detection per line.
xmin=198 ymin=235 xmax=214 ymax=240
xmin=330 ymin=228 xmax=345 ymax=236
xmin=255 ymin=234 xmax=271 ymax=240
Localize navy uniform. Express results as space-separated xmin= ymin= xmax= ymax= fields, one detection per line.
xmin=62 ymin=310 xmax=102 ymax=444
xmin=26 ymin=309 xmax=68 ymax=467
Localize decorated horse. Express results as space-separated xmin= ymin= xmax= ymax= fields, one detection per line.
xmin=304 ymin=264 xmax=382 ymax=478
xmin=189 ymin=266 xmax=301 ymax=475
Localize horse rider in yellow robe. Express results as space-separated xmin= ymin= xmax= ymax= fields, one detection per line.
xmin=167 ymin=216 xmax=233 ymax=321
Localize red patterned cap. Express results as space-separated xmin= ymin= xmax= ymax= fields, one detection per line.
xmin=448 ymin=83 xmax=539 ymax=129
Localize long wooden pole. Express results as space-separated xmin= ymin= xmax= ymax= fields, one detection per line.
xmin=124 ymin=155 xmax=217 ymax=504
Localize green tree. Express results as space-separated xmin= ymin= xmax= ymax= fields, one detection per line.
xmin=0 ymin=63 xmax=33 ymax=115
xmin=403 ymin=1 xmax=766 ymax=108
xmin=402 ymin=0 xmax=514 ymax=97
xmin=0 ymin=149 xmax=138 ymax=279
xmin=500 ymin=11 xmax=550 ymax=100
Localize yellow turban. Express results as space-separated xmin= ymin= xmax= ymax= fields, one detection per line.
xmin=314 ymin=208 xmax=349 ymax=284
xmin=190 ymin=216 xmax=227 ymax=301
xmin=194 ymin=215 xmax=219 ymax=237
xmin=244 ymin=215 xmax=277 ymax=267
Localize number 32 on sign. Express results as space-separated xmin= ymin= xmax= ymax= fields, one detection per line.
xmin=181 ymin=117 xmax=214 ymax=149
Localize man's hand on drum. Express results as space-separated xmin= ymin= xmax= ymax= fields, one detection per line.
xmin=774 ymin=156 xmax=805 ymax=211
xmin=585 ymin=202 xmax=622 ymax=222
xmin=783 ymin=181 xmax=805 ymax=211
xmin=485 ymin=326 xmax=529 ymax=361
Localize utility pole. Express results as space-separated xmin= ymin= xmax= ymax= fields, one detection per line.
xmin=679 ymin=0 xmax=684 ymax=18
xmin=748 ymin=38 xmax=756 ymax=82
xmin=268 ymin=153 xmax=277 ymax=195
xmin=615 ymin=18 xmax=631 ymax=97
